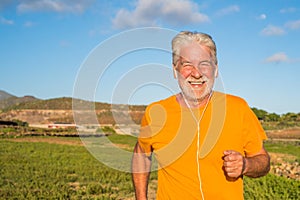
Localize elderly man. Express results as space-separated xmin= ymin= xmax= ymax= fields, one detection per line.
xmin=132 ymin=31 xmax=270 ymax=200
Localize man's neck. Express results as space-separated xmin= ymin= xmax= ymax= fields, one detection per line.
xmin=176 ymin=92 xmax=212 ymax=109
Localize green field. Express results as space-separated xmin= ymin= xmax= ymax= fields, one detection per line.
xmin=0 ymin=135 xmax=299 ymax=199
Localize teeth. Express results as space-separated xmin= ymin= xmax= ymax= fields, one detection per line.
xmin=189 ymin=81 xmax=205 ymax=85
xmin=190 ymin=83 xmax=202 ymax=85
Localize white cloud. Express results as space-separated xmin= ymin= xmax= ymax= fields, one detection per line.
xmin=0 ymin=16 xmax=14 ymax=25
xmin=280 ymin=7 xmax=297 ymax=14
xmin=112 ymin=0 xmax=209 ymax=29
xmin=257 ymin=14 xmax=266 ymax=20
xmin=260 ymin=20 xmax=300 ymax=37
xmin=261 ymin=25 xmax=285 ymax=36
xmin=17 ymin=0 xmax=94 ymax=14
xmin=285 ymin=19 xmax=300 ymax=30
xmin=264 ymin=52 xmax=289 ymax=64
xmin=215 ymin=5 xmax=240 ymax=16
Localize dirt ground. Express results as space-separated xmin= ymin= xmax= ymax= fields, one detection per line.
xmin=7 ymin=137 xmax=84 ymax=146
xmin=266 ymin=127 xmax=300 ymax=140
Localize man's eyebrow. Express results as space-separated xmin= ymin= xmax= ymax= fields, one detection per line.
xmin=200 ymin=60 xmax=212 ymax=63
xmin=179 ymin=58 xmax=192 ymax=63
xmin=180 ymin=59 xmax=211 ymax=63
xmin=181 ymin=60 xmax=191 ymax=63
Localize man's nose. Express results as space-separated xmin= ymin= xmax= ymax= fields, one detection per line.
xmin=191 ymin=67 xmax=202 ymax=78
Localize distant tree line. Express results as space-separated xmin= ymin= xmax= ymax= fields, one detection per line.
xmin=252 ymin=108 xmax=300 ymax=122
xmin=252 ymin=108 xmax=300 ymax=129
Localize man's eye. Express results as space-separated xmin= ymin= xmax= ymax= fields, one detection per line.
xmin=182 ymin=63 xmax=193 ymax=68
xmin=202 ymin=62 xmax=210 ymax=66
xmin=200 ymin=62 xmax=212 ymax=68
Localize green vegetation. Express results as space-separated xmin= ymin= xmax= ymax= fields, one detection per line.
xmin=0 ymin=127 xmax=17 ymax=134
xmin=2 ymin=97 xmax=142 ymax=112
xmin=107 ymin=132 xmax=137 ymax=151
xmin=252 ymin=108 xmax=300 ymax=130
xmin=244 ymin=174 xmax=300 ymax=199
xmin=0 ymin=126 xmax=78 ymax=137
xmin=96 ymin=126 xmax=117 ymax=135
xmin=265 ymin=140 xmax=300 ymax=161
xmin=0 ymin=137 xmax=299 ymax=199
xmin=0 ymin=139 xmax=136 ymax=199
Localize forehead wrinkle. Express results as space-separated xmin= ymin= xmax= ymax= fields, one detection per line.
xmin=179 ymin=42 xmax=211 ymax=64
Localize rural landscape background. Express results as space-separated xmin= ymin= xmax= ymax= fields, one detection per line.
xmin=0 ymin=90 xmax=299 ymax=199
xmin=1 ymin=1 xmax=300 ymax=199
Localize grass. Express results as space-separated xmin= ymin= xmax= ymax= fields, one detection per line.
xmin=107 ymin=133 xmax=137 ymax=151
xmin=264 ymin=140 xmax=300 ymax=161
xmin=0 ymin=139 xmax=135 ymax=199
xmin=0 ymin=136 xmax=299 ymax=199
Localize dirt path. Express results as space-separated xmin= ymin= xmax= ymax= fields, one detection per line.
xmin=266 ymin=128 xmax=300 ymax=140
xmin=4 ymin=137 xmax=84 ymax=146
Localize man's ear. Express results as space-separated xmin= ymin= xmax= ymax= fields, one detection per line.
xmin=173 ymin=70 xmax=178 ymax=79
xmin=214 ymin=65 xmax=219 ymax=78
xmin=173 ymin=63 xmax=178 ymax=79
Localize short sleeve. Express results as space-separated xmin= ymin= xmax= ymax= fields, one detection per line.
xmin=242 ymin=104 xmax=267 ymax=156
xmin=138 ymin=107 xmax=153 ymax=156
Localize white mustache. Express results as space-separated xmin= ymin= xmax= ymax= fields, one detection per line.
xmin=186 ymin=77 xmax=208 ymax=83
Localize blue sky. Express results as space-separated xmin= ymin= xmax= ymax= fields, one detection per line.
xmin=0 ymin=0 xmax=299 ymax=114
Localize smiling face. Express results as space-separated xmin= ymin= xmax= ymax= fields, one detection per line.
xmin=174 ymin=42 xmax=218 ymax=104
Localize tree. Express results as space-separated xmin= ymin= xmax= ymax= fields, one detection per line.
xmin=282 ymin=112 xmax=298 ymax=122
xmin=267 ymin=113 xmax=280 ymax=122
xmin=252 ymin=107 xmax=268 ymax=121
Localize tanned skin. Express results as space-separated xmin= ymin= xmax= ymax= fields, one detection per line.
xmin=223 ymin=147 xmax=270 ymax=179
xmin=132 ymin=142 xmax=152 ymax=200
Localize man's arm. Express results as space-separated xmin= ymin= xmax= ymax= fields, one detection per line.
xmin=132 ymin=142 xmax=152 ymax=200
xmin=242 ymin=147 xmax=270 ymax=178
xmin=223 ymin=147 xmax=270 ymax=178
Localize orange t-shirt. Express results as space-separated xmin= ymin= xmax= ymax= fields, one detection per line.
xmin=138 ymin=92 xmax=267 ymax=200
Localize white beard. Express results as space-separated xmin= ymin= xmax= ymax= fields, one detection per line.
xmin=178 ymin=75 xmax=214 ymax=103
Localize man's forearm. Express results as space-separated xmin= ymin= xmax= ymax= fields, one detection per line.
xmin=132 ymin=171 xmax=150 ymax=199
xmin=243 ymin=153 xmax=270 ymax=178
xmin=132 ymin=143 xmax=152 ymax=200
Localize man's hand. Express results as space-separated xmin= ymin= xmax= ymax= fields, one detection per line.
xmin=223 ymin=148 xmax=270 ymax=179
xmin=223 ymin=150 xmax=245 ymax=178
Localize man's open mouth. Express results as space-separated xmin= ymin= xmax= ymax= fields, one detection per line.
xmin=188 ymin=80 xmax=206 ymax=87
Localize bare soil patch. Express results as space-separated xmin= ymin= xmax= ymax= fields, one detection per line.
xmin=5 ymin=137 xmax=84 ymax=146
xmin=266 ymin=128 xmax=300 ymax=140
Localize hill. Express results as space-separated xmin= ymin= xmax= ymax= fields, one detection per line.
xmin=2 ymin=96 xmax=145 ymax=111
xmin=3 ymin=97 xmax=78 ymax=110
xmin=0 ymin=90 xmax=38 ymax=110
xmin=0 ymin=90 xmax=299 ymax=131
xmin=0 ymin=91 xmax=146 ymax=125
xmin=0 ymin=90 xmax=15 ymax=100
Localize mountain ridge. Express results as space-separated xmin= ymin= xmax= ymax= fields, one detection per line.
xmin=0 ymin=90 xmax=39 ymax=110
xmin=0 ymin=90 xmax=146 ymax=125
xmin=0 ymin=90 xmax=16 ymax=100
